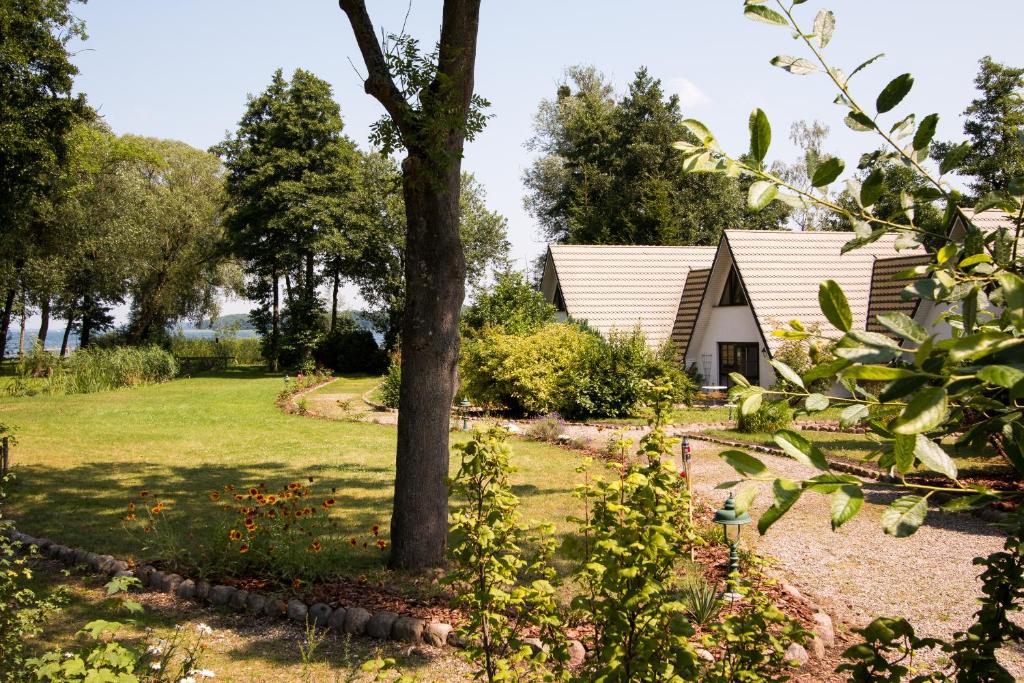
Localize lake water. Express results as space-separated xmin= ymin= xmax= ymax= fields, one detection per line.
xmin=3 ymin=327 xmax=259 ymax=357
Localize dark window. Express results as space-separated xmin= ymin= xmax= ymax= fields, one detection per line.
xmin=719 ymin=266 xmax=747 ymax=306
xmin=554 ymin=286 xmax=566 ymax=312
xmin=719 ymin=342 xmax=760 ymax=387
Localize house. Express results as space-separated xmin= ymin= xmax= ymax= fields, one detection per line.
xmin=678 ymin=230 xmax=925 ymax=387
xmin=539 ymin=244 xmax=716 ymax=350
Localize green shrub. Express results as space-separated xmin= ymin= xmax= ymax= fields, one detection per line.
xmin=736 ymin=399 xmax=793 ymax=434
xmin=460 ymin=324 xmax=697 ymax=419
xmin=314 ymin=323 xmax=386 ymax=375
xmin=524 ymin=414 xmax=564 ymax=443
xmin=169 ymin=333 xmax=263 ymax=366
xmin=462 ymin=271 xmax=555 ymax=337
xmin=43 ymin=346 xmax=178 ymax=395
xmin=379 ymin=357 xmax=401 ymax=409
xmin=15 ymin=342 xmax=58 ymax=378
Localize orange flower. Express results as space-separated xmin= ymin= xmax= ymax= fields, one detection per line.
xmin=288 ymin=482 xmax=301 ymax=491
xmin=322 ymin=498 xmax=336 ymax=508
xmin=234 ymin=494 xmax=244 ymax=501
xmin=371 ymin=525 xmax=380 ymax=536
xmin=150 ymin=504 xmax=163 ymax=514
xmin=124 ymin=513 xmax=136 ymax=521
xmin=143 ymin=526 xmax=152 ymax=533
xmin=255 ymin=494 xmax=266 ymax=504
xmin=308 ymin=541 xmax=322 ymax=552
xmin=229 ymin=529 xmax=242 ymax=541
xmin=225 ymin=484 xmax=235 ymax=492
xmin=348 ymin=537 xmax=357 ymax=546
xmin=265 ymin=495 xmax=278 ymax=504
xmin=376 ymin=539 xmax=387 ymax=550
xmin=292 ymin=578 xmax=303 ymax=589
xmin=302 ymin=507 xmax=313 ymax=516
xmin=139 ymin=491 xmax=149 ymax=498
xmin=239 ymin=543 xmax=249 ymax=554
xmin=127 ymin=502 xmax=136 ymax=512
xmin=248 ymin=487 xmax=259 ymax=497
xmin=209 ymin=491 xmax=221 ymax=501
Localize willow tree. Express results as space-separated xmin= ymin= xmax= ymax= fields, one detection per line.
xmin=337 ymin=0 xmax=486 ymax=570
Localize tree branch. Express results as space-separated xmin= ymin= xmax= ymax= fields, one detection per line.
xmin=337 ymin=0 xmax=415 ymax=140
xmin=429 ymin=0 xmax=482 ymax=132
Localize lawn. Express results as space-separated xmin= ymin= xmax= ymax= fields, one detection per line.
xmin=0 ymin=368 xmax=586 ymax=580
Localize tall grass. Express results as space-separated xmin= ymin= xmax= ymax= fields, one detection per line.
xmin=169 ymin=334 xmax=263 ymax=366
xmin=44 ymin=346 xmax=178 ymax=395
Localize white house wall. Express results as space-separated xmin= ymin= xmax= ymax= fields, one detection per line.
xmin=684 ymin=245 xmax=775 ymax=387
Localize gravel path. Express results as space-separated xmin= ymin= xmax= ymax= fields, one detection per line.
xmin=531 ymin=420 xmax=1024 ymax=676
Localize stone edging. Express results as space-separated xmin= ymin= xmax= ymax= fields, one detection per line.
xmin=1 ymin=527 xmax=590 ymax=662
xmin=361 ymin=382 xmax=388 ymax=411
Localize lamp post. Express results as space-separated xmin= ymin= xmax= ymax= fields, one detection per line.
xmin=459 ymin=397 xmax=471 ymax=431
xmin=713 ymin=492 xmax=751 ymax=600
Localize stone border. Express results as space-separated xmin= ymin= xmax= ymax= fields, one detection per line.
xmin=0 ymin=527 xmax=591 ymax=662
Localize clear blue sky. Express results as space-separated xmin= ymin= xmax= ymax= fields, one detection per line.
xmin=65 ymin=0 xmax=1023 ymax=318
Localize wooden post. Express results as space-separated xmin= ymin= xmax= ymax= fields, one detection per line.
xmin=1 ymin=436 xmax=8 ymax=479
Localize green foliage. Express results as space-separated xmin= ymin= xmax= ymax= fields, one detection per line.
xmin=379 ymin=356 xmax=402 ymax=409
xmin=679 ymin=577 xmax=722 ymax=628
xmin=572 ymin=379 xmax=701 ymax=681
xmin=461 ymin=324 xmax=694 ymax=419
xmin=524 ymin=414 xmax=565 ymax=443
xmin=736 ymin=400 xmax=793 ymax=434
xmin=447 ymin=426 xmax=567 ymax=682
xmin=524 ymin=66 xmax=789 ymax=247
xmin=14 ymin=345 xmax=178 ymax=396
xmin=463 ymin=271 xmax=555 ymax=337
xmin=169 ymin=334 xmax=264 ymax=366
xmin=0 ymin=476 xmax=66 ymax=683
xmin=701 ymin=573 xmax=810 ymax=683
xmin=314 ymin=316 xmax=386 ymax=375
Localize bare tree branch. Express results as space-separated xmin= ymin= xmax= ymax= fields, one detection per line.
xmin=338 ymin=0 xmax=415 ymax=140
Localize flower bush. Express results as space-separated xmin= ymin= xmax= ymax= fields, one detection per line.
xmin=124 ymin=479 xmax=383 ymax=584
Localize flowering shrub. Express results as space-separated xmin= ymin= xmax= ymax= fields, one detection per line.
xmin=277 ymin=369 xmax=333 ymax=406
xmin=124 ymin=479 xmax=384 ymax=584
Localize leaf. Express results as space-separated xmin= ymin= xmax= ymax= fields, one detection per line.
xmin=860 ymin=168 xmax=884 ymax=207
xmin=769 ymin=359 xmax=804 ymax=389
xmin=748 ymin=108 xmax=772 ymax=163
xmin=813 ymin=9 xmax=836 ymax=47
xmin=830 ymin=485 xmax=863 ymax=530
xmin=758 ymin=478 xmax=802 ymax=534
xmin=741 ymin=391 xmax=763 ymax=415
xmin=875 ymin=312 xmax=928 ymax=344
xmin=734 ymin=484 xmax=759 ymax=515
xmin=819 ymin=280 xmax=853 ymax=332
xmin=876 ymin=73 xmax=914 ymax=113
xmin=893 ymin=434 xmax=915 ymax=473
xmin=729 ymin=372 xmax=751 ymax=388
xmin=769 ymin=55 xmax=818 ymax=75
xmin=744 ymin=4 xmax=788 ymax=25
xmin=844 ymin=111 xmax=875 ymax=132
xmin=913 ymin=113 xmax=939 ymax=151
xmin=720 ymin=449 xmax=769 ymax=477
xmin=804 ymin=358 xmax=849 ymax=383
xmin=892 ymin=387 xmax=948 ymax=435
xmin=914 ymin=434 xmax=958 ymax=480
xmin=811 ymin=157 xmax=845 ymax=187
xmin=840 ymin=365 xmax=917 ymax=381
xmin=881 ymin=495 xmax=928 ymax=537
xmin=805 ymin=393 xmax=830 ymax=411
xmin=977 ymin=364 xmax=1024 ymax=388
xmin=748 ymin=180 xmax=779 ymax=212
xmin=682 ymin=119 xmax=718 ymax=149
xmin=939 ymin=141 xmax=971 ymax=175
xmin=849 ymin=53 xmax=885 ymax=80
xmin=889 ymin=114 xmax=915 ymax=140
xmin=840 ymin=403 xmax=869 ymax=428
xmin=773 ymin=429 xmax=830 ymax=471
xmin=996 ymin=272 xmax=1024 ymax=331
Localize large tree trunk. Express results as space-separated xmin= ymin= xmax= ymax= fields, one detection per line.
xmin=0 ymin=287 xmax=15 ymax=362
xmin=17 ymin=288 xmax=26 ymax=357
xmin=271 ymin=270 xmax=280 ymax=372
xmin=390 ymin=157 xmax=466 ymax=570
xmin=37 ymin=295 xmax=50 ymax=347
xmin=79 ymin=293 xmax=93 ymax=348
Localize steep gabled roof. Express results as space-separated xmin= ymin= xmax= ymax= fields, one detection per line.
xmin=543 ymin=244 xmax=716 ymax=348
xmin=958 ymin=208 xmax=1018 ymax=233
xmin=866 ymin=254 xmax=931 ymax=334
xmin=671 ymin=268 xmax=710 ymax=361
xmin=723 ymin=230 xmax=926 ymax=354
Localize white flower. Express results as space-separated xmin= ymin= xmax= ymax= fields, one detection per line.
xmin=151 ymin=662 xmax=162 ymax=671
xmin=197 ymin=670 xmax=216 ymax=679
xmin=178 ymin=678 xmax=196 ymax=683
xmin=146 ymin=644 xmax=164 ymax=655
xmin=195 ymin=623 xmax=213 ymax=636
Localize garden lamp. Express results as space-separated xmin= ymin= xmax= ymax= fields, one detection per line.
xmin=713 ymin=492 xmax=751 ymax=598
xmin=459 ymin=397 xmax=471 ymax=431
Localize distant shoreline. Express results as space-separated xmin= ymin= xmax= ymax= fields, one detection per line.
xmin=3 ymin=327 xmax=260 ymax=357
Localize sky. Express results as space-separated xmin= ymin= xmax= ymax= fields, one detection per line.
xmin=55 ymin=0 xmax=1024 ymax=321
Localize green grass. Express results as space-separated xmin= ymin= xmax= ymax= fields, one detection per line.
xmin=0 ymin=367 xmax=585 ymax=579
xmin=597 ymin=404 xmax=843 ymax=427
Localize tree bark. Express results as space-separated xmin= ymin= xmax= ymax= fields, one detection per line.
xmin=17 ymin=288 xmax=26 ymax=357
xmin=0 ymin=287 xmax=16 ymax=362
xmin=271 ymin=269 xmax=280 ymax=372
xmin=80 ymin=293 xmax=93 ymax=348
xmin=37 ymin=295 xmax=50 ymax=347
xmin=331 ymin=265 xmax=340 ymax=332
xmin=60 ymin=313 xmax=75 ymax=357
xmin=339 ymin=0 xmax=480 ymax=571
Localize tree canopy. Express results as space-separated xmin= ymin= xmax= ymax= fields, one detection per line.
xmin=523 ymin=66 xmax=788 ymax=247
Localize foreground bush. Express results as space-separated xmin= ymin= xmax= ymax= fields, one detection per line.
xmin=461 ymin=323 xmax=695 ymax=418
xmin=32 ymin=346 xmax=178 ymax=395
xmin=736 ymin=399 xmax=793 ymax=434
